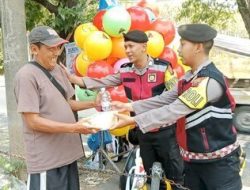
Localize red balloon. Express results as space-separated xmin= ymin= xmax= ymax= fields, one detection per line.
xmin=159 ymin=47 xmax=178 ymax=68
xmin=87 ymin=60 xmax=114 ymax=78
xmin=137 ymin=0 xmax=159 ymax=16
xmin=107 ymin=85 xmax=128 ymax=103
xmin=92 ymin=10 xmax=106 ymax=31
xmin=173 ymin=64 xmax=185 ymax=79
xmin=150 ymin=19 xmax=175 ymax=45
xmin=127 ymin=6 xmax=150 ymax=31
xmin=106 ymin=56 xmax=120 ymax=67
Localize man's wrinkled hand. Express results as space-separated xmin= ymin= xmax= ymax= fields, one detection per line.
xmin=75 ymin=118 xmax=100 ymax=134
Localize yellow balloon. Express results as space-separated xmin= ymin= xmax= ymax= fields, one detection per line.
xmin=84 ymin=31 xmax=112 ymax=61
xmin=75 ymin=52 xmax=92 ymax=76
xmin=146 ymin=30 xmax=164 ymax=58
xmin=74 ymin=23 xmax=98 ymax=49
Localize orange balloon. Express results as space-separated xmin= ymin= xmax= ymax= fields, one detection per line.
xmin=75 ymin=52 xmax=93 ymax=76
xmin=74 ymin=23 xmax=98 ymax=49
xmin=110 ymin=37 xmax=126 ymax=59
xmin=146 ymin=30 xmax=164 ymax=58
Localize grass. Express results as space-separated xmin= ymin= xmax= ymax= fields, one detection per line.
xmin=0 ymin=154 xmax=26 ymax=180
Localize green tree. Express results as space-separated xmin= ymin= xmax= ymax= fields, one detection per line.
xmin=176 ymin=0 xmax=250 ymax=38
xmin=0 ymin=0 xmax=98 ymax=74
xmin=176 ymin=0 xmax=235 ymax=29
xmin=25 ymin=0 xmax=98 ymax=38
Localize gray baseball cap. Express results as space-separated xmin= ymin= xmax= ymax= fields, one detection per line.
xmin=28 ymin=26 xmax=68 ymax=47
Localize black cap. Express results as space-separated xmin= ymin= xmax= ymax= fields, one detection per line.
xmin=178 ymin=24 xmax=217 ymax=43
xmin=29 ymin=26 xmax=68 ymax=47
xmin=123 ymin=30 xmax=148 ymax=43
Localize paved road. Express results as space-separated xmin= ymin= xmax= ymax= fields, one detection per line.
xmin=1 ymin=75 xmax=250 ymax=189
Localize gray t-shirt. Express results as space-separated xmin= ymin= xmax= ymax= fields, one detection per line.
xmin=14 ymin=63 xmax=84 ymax=173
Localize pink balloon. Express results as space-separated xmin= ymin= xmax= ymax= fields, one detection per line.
xmin=113 ymin=58 xmax=130 ymax=73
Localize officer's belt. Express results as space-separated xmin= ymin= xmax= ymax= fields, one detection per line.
xmin=149 ymin=122 xmax=176 ymax=133
xmin=180 ymin=141 xmax=239 ymax=161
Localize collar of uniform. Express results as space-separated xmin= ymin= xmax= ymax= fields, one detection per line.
xmin=183 ymin=60 xmax=211 ymax=81
xmin=132 ymin=56 xmax=153 ymax=75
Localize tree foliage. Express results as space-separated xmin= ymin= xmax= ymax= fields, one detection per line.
xmin=25 ymin=0 xmax=98 ymax=38
xmin=176 ymin=0 xmax=250 ymax=38
xmin=176 ymin=0 xmax=236 ymax=29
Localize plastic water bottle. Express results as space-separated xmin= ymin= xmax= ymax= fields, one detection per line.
xmin=100 ymin=87 xmax=111 ymax=112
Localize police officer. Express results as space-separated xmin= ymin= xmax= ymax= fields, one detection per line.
xmin=64 ymin=30 xmax=184 ymax=190
xmin=111 ymin=24 xmax=242 ymax=190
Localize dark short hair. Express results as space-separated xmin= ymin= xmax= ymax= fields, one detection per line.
xmin=202 ymin=40 xmax=214 ymax=54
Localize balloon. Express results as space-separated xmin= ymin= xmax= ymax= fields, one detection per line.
xmin=74 ymin=23 xmax=98 ymax=49
xmin=110 ymin=125 xmax=131 ymax=136
xmin=110 ymin=37 xmax=126 ymax=59
xmin=178 ymin=57 xmax=191 ymax=72
xmin=110 ymin=111 xmax=132 ymax=136
xmin=106 ymin=56 xmax=120 ymax=66
xmin=92 ymin=10 xmax=106 ymax=31
xmin=108 ymin=85 xmax=128 ymax=103
xmin=75 ymin=52 xmax=93 ymax=76
xmin=103 ymin=6 xmax=131 ymax=37
xmin=137 ymin=0 xmax=159 ymax=17
xmin=144 ymin=8 xmax=156 ymax=23
xmin=159 ymin=47 xmax=178 ymax=68
xmin=173 ymin=64 xmax=185 ymax=79
xmin=87 ymin=61 xmax=114 ymax=78
xmin=150 ymin=19 xmax=175 ymax=45
xmin=113 ymin=58 xmax=130 ymax=73
xmin=99 ymin=0 xmax=119 ymax=10
xmin=146 ymin=30 xmax=164 ymax=58
xmin=72 ymin=59 xmax=83 ymax=77
xmin=127 ymin=6 xmax=150 ymax=31
xmin=84 ymin=31 xmax=112 ymax=61
xmin=75 ymin=86 xmax=97 ymax=101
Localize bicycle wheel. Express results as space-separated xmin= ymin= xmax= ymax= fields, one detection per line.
xmin=151 ymin=162 xmax=163 ymax=190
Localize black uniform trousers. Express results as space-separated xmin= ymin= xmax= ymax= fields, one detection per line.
xmin=184 ymin=149 xmax=242 ymax=190
xmin=138 ymin=125 xmax=184 ymax=190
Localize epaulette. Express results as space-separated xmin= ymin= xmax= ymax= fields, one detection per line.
xmin=153 ymin=58 xmax=170 ymax=67
xmin=120 ymin=62 xmax=133 ymax=68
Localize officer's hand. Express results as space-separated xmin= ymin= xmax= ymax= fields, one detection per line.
xmin=111 ymin=101 xmax=133 ymax=112
xmin=74 ymin=118 xmax=99 ymax=134
xmin=110 ymin=113 xmax=135 ymax=130
xmin=59 ymin=63 xmax=78 ymax=84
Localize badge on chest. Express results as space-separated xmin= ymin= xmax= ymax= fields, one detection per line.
xmin=148 ymin=73 xmax=157 ymax=82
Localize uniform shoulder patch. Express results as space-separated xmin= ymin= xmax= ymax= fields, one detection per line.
xmin=178 ymin=77 xmax=209 ymax=109
xmin=120 ymin=62 xmax=133 ymax=68
xmin=165 ymin=68 xmax=178 ymax=90
xmin=153 ymin=58 xmax=170 ymax=66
